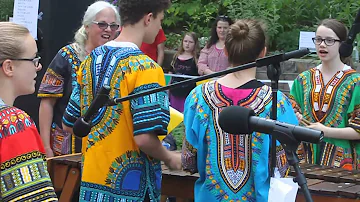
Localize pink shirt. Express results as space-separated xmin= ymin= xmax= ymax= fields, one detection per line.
xmin=197 ymin=44 xmax=229 ymax=75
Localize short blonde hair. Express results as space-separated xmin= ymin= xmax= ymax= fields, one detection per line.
xmin=0 ymin=22 xmax=30 ymax=63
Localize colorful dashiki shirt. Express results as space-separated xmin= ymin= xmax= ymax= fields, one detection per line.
xmin=38 ymin=43 xmax=82 ymax=155
xmin=290 ymin=64 xmax=360 ymax=170
xmin=181 ymin=81 xmax=298 ymax=201
xmin=63 ymin=41 xmax=170 ymax=202
xmin=0 ymin=100 xmax=58 ymax=201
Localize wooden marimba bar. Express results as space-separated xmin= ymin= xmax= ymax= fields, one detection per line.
xmin=47 ymin=153 xmax=360 ymax=201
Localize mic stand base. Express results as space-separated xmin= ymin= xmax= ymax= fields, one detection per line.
xmin=283 ymin=144 xmax=313 ymax=202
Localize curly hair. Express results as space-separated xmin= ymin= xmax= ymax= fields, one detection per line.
xmin=119 ymin=0 xmax=171 ymax=26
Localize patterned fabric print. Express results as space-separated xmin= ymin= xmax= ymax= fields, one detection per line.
xmin=202 ymin=82 xmax=272 ymax=200
xmin=349 ymin=104 xmax=360 ymax=133
xmin=131 ymin=83 xmax=170 ymax=136
xmin=38 ymin=43 xmax=82 ymax=155
xmin=311 ymin=68 xmax=349 ymax=123
xmin=38 ymin=68 xmax=64 ymax=97
xmin=291 ymin=65 xmax=360 ymax=170
xmin=61 ymin=44 xmax=81 ymax=90
xmin=0 ymin=106 xmax=33 ymax=138
xmin=80 ymin=48 xmax=124 ymax=150
xmin=38 ymin=44 xmax=81 ymax=98
xmin=79 ymin=151 xmax=161 ymax=202
xmin=182 ymin=81 xmax=298 ymax=201
xmin=64 ymin=43 xmax=169 ymax=201
xmin=1 ymin=151 xmax=57 ymax=202
xmin=182 ymin=139 xmax=198 ymax=174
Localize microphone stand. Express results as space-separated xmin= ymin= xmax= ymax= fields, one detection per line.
xmin=268 ymin=64 xmax=280 ymax=177
xmin=271 ymin=130 xmax=314 ymax=202
xmin=283 ymin=143 xmax=313 ymax=202
xmin=256 ymin=54 xmax=288 ymax=177
xmin=73 ymin=49 xmax=310 ymax=137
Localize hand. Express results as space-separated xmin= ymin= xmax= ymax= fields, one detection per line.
xmin=296 ymin=112 xmax=303 ymax=123
xmin=45 ymin=147 xmax=54 ymax=158
xmin=164 ymin=151 xmax=182 ymax=170
xmin=307 ymin=122 xmax=328 ymax=134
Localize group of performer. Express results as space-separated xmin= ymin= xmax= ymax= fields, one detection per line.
xmin=0 ymin=0 xmax=359 ymax=201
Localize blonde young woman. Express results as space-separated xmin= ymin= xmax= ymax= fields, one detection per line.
xmin=0 ymin=22 xmax=58 ymax=201
xmin=38 ymin=1 xmax=120 ymax=157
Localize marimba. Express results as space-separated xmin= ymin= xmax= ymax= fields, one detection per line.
xmin=47 ymin=153 xmax=360 ymax=201
xmin=47 ymin=153 xmax=81 ymax=202
xmin=161 ymin=164 xmax=360 ymax=201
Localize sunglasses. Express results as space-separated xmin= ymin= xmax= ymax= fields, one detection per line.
xmin=0 ymin=56 xmax=41 ymax=67
xmin=92 ymin=21 xmax=120 ymax=31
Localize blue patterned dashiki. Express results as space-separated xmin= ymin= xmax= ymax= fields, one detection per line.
xmin=182 ymin=81 xmax=298 ymax=202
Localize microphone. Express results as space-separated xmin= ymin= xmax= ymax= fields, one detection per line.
xmin=339 ymin=8 xmax=360 ymax=58
xmin=218 ymin=106 xmax=324 ymax=145
xmin=255 ymin=48 xmax=310 ymax=67
xmin=73 ymin=85 xmax=111 ymax=138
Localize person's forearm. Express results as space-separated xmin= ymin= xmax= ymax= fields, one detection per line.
xmin=39 ymin=99 xmax=56 ymax=149
xmin=324 ymin=127 xmax=360 ymax=140
xmin=134 ymin=133 xmax=171 ymax=162
xmin=157 ymin=44 xmax=165 ymax=66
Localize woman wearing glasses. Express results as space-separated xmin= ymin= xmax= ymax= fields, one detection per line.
xmin=198 ymin=15 xmax=233 ymax=75
xmin=38 ymin=1 xmax=120 ymax=157
xmin=0 ymin=22 xmax=58 ymax=201
xmin=290 ymin=19 xmax=360 ymax=170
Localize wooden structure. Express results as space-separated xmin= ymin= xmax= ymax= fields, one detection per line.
xmin=47 ymin=153 xmax=360 ymax=201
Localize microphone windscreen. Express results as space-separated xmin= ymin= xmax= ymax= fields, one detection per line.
xmin=73 ymin=117 xmax=92 ymax=138
xmin=218 ymin=106 xmax=255 ymax=134
xmin=339 ymin=42 xmax=353 ymax=58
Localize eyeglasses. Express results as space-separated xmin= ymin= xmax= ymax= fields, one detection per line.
xmin=0 ymin=56 xmax=41 ymax=68
xmin=92 ymin=21 xmax=120 ymax=31
xmin=312 ymin=37 xmax=341 ymax=46
xmin=218 ymin=15 xmax=229 ymax=19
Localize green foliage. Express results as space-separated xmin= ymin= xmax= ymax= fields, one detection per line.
xmin=225 ymin=0 xmax=281 ymax=49
xmin=165 ymin=32 xmax=182 ymax=50
xmin=0 ymin=0 xmax=14 ymax=21
xmin=163 ymin=0 xmax=360 ymax=52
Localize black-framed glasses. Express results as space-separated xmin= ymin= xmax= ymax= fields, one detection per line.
xmin=312 ymin=37 xmax=341 ymax=46
xmin=92 ymin=21 xmax=119 ymax=31
xmin=218 ymin=15 xmax=229 ymax=19
xmin=0 ymin=56 xmax=41 ymax=67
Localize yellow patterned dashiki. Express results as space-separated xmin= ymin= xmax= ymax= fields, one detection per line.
xmin=63 ymin=41 xmax=170 ymax=202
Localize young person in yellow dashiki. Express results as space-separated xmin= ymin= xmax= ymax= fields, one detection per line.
xmin=290 ymin=19 xmax=360 ymax=170
xmin=62 ymin=0 xmax=182 ymax=201
xmin=181 ymin=19 xmax=298 ymax=201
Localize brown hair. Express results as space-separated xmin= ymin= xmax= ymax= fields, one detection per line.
xmin=318 ymin=19 xmax=352 ymax=66
xmin=206 ymin=15 xmax=233 ymax=49
xmin=119 ymin=0 xmax=171 ymax=26
xmin=225 ymin=19 xmax=266 ymax=66
xmin=0 ymin=22 xmax=30 ymax=64
xmin=171 ymin=32 xmax=200 ymax=68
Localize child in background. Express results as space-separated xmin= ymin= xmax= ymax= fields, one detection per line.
xmin=169 ymin=32 xmax=200 ymax=113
